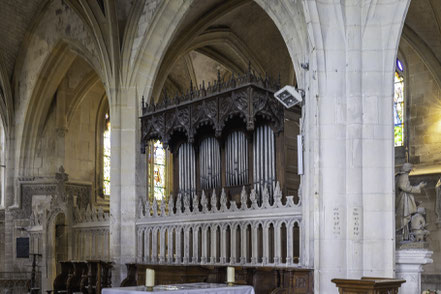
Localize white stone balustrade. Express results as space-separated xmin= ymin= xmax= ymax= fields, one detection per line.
xmin=136 ymin=183 xmax=303 ymax=267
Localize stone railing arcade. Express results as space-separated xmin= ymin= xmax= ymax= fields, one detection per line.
xmin=136 ymin=183 xmax=303 ymax=267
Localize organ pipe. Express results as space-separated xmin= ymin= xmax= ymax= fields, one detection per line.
xmin=200 ymin=137 xmax=221 ymax=190
xmin=225 ymin=131 xmax=248 ymax=187
xmin=179 ymin=143 xmax=196 ymax=201
xmin=253 ymin=125 xmax=275 ymax=202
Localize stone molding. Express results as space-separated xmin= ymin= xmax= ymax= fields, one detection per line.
xmin=72 ymin=204 xmax=109 ymax=225
xmin=396 ymin=249 xmax=433 ymax=294
xmin=136 ymin=182 xmax=303 ymax=268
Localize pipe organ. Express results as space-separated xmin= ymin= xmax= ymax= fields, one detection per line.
xmin=141 ymin=68 xmax=300 ymax=203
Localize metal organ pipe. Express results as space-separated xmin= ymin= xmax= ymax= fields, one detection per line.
xmin=199 ymin=137 xmax=221 ymax=190
xmin=253 ymin=125 xmax=275 ymax=200
xmin=179 ymin=143 xmax=196 ymax=202
xmin=225 ymin=131 xmax=248 ymax=187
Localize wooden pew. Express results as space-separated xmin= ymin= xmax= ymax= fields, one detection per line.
xmin=51 ymin=260 xmax=112 ymax=294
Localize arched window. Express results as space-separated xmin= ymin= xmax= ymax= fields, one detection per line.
xmin=96 ymin=96 xmax=111 ymax=203
xmin=147 ymin=140 xmax=172 ymax=202
xmin=394 ymin=59 xmax=405 ymax=147
xmin=103 ymin=112 xmax=111 ymax=197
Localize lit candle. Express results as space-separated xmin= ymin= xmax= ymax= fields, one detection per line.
xmin=146 ymin=268 xmax=155 ymax=288
xmin=227 ymin=267 xmax=235 ymax=284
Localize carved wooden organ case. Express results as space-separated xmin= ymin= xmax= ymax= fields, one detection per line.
xmin=141 ymin=70 xmax=301 ymax=205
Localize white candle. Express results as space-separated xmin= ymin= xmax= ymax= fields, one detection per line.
xmin=146 ymin=268 xmax=155 ymax=287
xmin=227 ymin=267 xmax=235 ymax=283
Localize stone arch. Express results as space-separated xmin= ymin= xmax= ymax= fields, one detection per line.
xmin=0 ymin=56 xmax=13 ymax=137
xmin=66 ymin=72 xmax=102 ymax=126
xmin=0 ymin=58 xmax=11 ymax=208
xmin=402 ymin=24 xmax=441 ymax=88
xmin=130 ymin=0 xmax=309 ymax=106
xmin=43 ymin=206 xmax=70 ymax=290
xmin=18 ymin=41 xmax=106 ymax=178
xmin=11 ymin=0 xmax=107 ymax=197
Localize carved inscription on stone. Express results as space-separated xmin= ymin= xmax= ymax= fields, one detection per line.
xmin=352 ymin=207 xmax=361 ymax=239
xmin=332 ymin=207 xmax=341 ymax=236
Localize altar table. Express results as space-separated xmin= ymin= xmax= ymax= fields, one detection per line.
xmin=102 ymin=283 xmax=255 ymax=294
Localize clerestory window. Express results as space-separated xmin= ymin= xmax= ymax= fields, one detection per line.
xmin=103 ymin=112 xmax=111 ymax=197
xmin=394 ymin=65 xmax=405 ymax=147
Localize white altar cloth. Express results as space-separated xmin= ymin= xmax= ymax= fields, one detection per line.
xmin=102 ymin=283 xmax=255 ymax=294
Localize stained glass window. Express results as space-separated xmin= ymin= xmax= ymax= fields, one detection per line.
xmin=103 ymin=112 xmax=111 ymax=196
xmin=394 ymin=71 xmax=405 ymax=147
xmin=148 ymin=140 xmax=166 ymax=201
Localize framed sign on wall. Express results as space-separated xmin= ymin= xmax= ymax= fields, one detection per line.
xmin=16 ymin=237 xmax=29 ymax=258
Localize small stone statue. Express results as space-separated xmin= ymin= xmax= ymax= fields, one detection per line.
xmin=410 ymin=207 xmax=429 ymax=242
xmin=396 ymin=163 xmax=427 ymax=243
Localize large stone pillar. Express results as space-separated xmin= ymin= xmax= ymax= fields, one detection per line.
xmin=109 ymin=85 xmax=139 ymax=285
xmin=303 ymin=1 xmax=411 ymax=292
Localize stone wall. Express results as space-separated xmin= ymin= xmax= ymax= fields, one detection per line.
xmin=397 ymin=36 xmax=441 ymax=278
xmin=32 ymin=57 xmax=106 ymax=204
xmin=0 ymin=210 xmax=4 ymax=272
xmin=399 ymin=40 xmax=441 ymax=166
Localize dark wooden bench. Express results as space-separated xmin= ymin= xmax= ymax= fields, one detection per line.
xmin=51 ymin=260 xmax=112 ymax=294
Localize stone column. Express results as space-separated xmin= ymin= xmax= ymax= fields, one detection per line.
xmin=183 ymin=226 xmax=190 ymax=264
xmin=167 ymin=229 xmax=173 ymax=264
xmin=109 ymin=86 xmax=138 ymax=285
xmin=251 ymin=224 xmax=258 ymax=265
xmin=136 ymin=229 xmax=142 ymax=262
xmin=192 ymin=226 xmax=198 ymax=263
xmin=144 ymin=229 xmax=150 ymax=263
xmin=220 ymin=226 xmax=226 ymax=264
xmin=151 ymin=228 xmax=158 ymax=263
xmin=240 ymin=225 xmax=247 ymax=264
xmin=55 ymin=78 xmax=68 ymax=169
xmin=159 ymin=228 xmax=165 ymax=264
xmin=230 ymin=225 xmax=237 ymax=264
xmin=396 ymin=249 xmax=433 ymax=294
xmin=262 ymin=223 xmax=269 ymax=265
xmin=274 ymin=222 xmax=281 ymax=265
xmin=301 ymin=1 xmax=411 ymax=292
xmin=210 ymin=225 xmax=217 ymax=264
xmin=201 ymin=226 xmax=207 ymax=264
xmin=175 ymin=228 xmax=181 ymax=264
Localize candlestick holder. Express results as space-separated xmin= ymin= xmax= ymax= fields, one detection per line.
xmin=146 ymin=286 xmax=154 ymax=291
xmin=227 ymin=282 xmax=234 ymax=287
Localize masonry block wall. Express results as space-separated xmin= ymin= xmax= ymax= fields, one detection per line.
xmin=398 ymin=38 xmax=441 ymax=281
